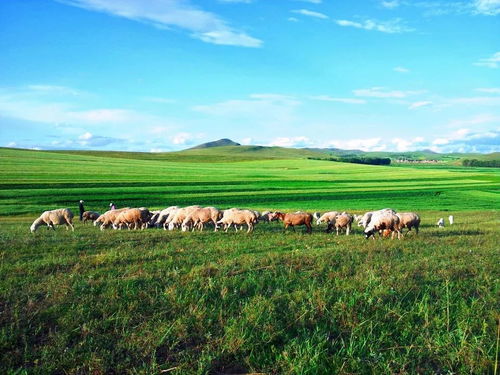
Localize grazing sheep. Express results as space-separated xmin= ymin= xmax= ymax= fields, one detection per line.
xmin=113 ymin=208 xmax=152 ymax=230
xmin=269 ymin=211 xmax=313 ymax=234
xmin=357 ymin=208 xmax=396 ymax=228
xmin=448 ymin=215 xmax=454 ymax=225
xmin=259 ymin=211 xmax=272 ymax=223
xmin=94 ymin=207 xmax=130 ymax=230
xmin=153 ymin=206 xmax=180 ymax=228
xmin=217 ymin=208 xmax=258 ymax=233
xmin=437 ymin=218 xmax=445 ymax=228
xmin=82 ymin=211 xmax=100 ymax=224
xmin=181 ymin=206 xmax=222 ymax=232
xmin=396 ymin=212 xmax=420 ymax=235
xmin=30 ymin=208 xmax=74 ymax=233
xmin=313 ymin=212 xmax=321 ymax=221
xmin=364 ymin=211 xmax=401 ymax=240
xmin=167 ymin=205 xmax=201 ymax=231
xmin=316 ymin=211 xmax=340 ymax=232
xmin=334 ymin=213 xmax=353 ymax=235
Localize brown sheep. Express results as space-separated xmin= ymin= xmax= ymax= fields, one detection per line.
xmin=94 ymin=207 xmax=130 ymax=230
xmin=269 ymin=212 xmax=313 ymax=233
xmin=113 ymin=208 xmax=152 ymax=230
xmin=334 ymin=213 xmax=353 ymax=235
xmin=30 ymin=208 xmax=74 ymax=232
xmin=217 ymin=209 xmax=258 ymax=233
xmin=82 ymin=211 xmax=100 ymax=224
xmin=182 ymin=207 xmax=222 ymax=232
xmin=396 ymin=212 xmax=420 ymax=235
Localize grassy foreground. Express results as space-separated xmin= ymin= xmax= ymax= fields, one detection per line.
xmin=0 ymin=148 xmax=499 ymax=374
xmin=1 ymin=212 xmax=499 ymax=374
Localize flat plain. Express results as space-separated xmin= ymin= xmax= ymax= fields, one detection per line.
xmin=0 ymin=147 xmax=499 ymax=374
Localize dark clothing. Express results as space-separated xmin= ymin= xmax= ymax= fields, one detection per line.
xmin=79 ymin=202 xmax=85 ymax=221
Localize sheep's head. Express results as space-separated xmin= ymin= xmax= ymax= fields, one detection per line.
xmin=30 ymin=223 xmax=37 ymax=233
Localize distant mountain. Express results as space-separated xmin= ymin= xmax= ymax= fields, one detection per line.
xmin=189 ymin=138 xmax=241 ymax=149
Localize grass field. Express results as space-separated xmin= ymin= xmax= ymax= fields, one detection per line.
xmin=0 ymin=147 xmax=499 ymax=374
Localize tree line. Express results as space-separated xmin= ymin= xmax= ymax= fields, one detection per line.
xmin=308 ymin=157 xmax=391 ymax=165
xmin=462 ymin=159 xmax=500 ymax=168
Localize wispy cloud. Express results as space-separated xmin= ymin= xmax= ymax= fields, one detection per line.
xmin=353 ymin=87 xmax=424 ymax=98
xmin=474 ymin=0 xmax=500 ymax=15
xmin=310 ymin=95 xmax=366 ymax=104
xmin=59 ymin=0 xmax=262 ymax=47
xmin=335 ymin=18 xmax=413 ymax=33
xmin=475 ymin=88 xmax=500 ymax=94
xmin=474 ymin=52 xmax=500 ymax=68
xmin=292 ymin=9 xmax=329 ymax=19
xmin=269 ymin=136 xmax=313 ymax=148
xmin=447 ymin=114 xmax=500 ymax=128
xmin=295 ymin=0 xmax=322 ymax=3
xmin=381 ymin=1 xmax=401 ymax=9
xmin=326 ymin=138 xmax=387 ymax=152
xmin=394 ymin=66 xmax=410 ymax=73
xmin=409 ymin=101 xmax=432 ymax=109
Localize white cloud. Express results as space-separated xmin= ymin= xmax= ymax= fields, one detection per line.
xmin=448 ymin=96 xmax=500 ymax=106
xmin=394 ymin=66 xmax=410 ymax=73
xmin=409 ymin=101 xmax=432 ymax=109
xmin=26 ymin=85 xmax=84 ymax=96
xmin=474 ymin=0 xmax=500 ymax=15
xmin=59 ymin=0 xmax=262 ymax=47
xmin=6 ymin=142 xmax=18 ymax=148
xmin=288 ymin=17 xmax=299 ymax=22
xmin=0 ymin=85 xmax=176 ymax=131
xmin=474 ymin=52 xmax=500 ymax=68
xmin=218 ymin=0 xmax=253 ymax=3
xmin=292 ymin=9 xmax=329 ymax=19
xmin=192 ymin=94 xmax=300 ymax=125
xmin=335 ymin=18 xmax=413 ymax=33
xmin=269 ymin=136 xmax=313 ymax=148
xmin=170 ymin=132 xmax=200 ymax=145
xmin=353 ymin=87 xmax=424 ymax=98
xmin=296 ymin=0 xmax=322 ymax=3
xmin=327 ymin=138 xmax=387 ymax=152
xmin=381 ymin=1 xmax=400 ymax=9
xmin=475 ymin=88 xmax=500 ymax=94
xmin=310 ymin=95 xmax=366 ymax=104
xmin=447 ymin=114 xmax=500 ymax=128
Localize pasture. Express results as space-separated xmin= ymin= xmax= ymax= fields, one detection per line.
xmin=0 ymin=147 xmax=499 ymax=374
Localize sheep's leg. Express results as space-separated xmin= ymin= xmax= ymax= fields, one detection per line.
xmin=415 ymin=225 xmax=419 ymax=235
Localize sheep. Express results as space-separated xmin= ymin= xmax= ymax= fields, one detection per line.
xmin=268 ymin=211 xmax=313 ymax=233
xmin=396 ymin=212 xmax=420 ymax=235
xmin=437 ymin=218 xmax=445 ymax=228
xmin=313 ymin=212 xmax=321 ymax=221
xmin=259 ymin=211 xmax=272 ymax=223
xmin=334 ymin=213 xmax=353 ymax=235
xmin=82 ymin=211 xmax=100 ymax=224
xmin=217 ymin=209 xmax=258 ymax=233
xmin=167 ymin=205 xmax=201 ymax=230
xmin=94 ymin=207 xmax=130 ymax=230
xmin=316 ymin=211 xmax=340 ymax=232
xmin=181 ymin=206 xmax=222 ymax=232
xmin=364 ymin=211 xmax=401 ymax=240
xmin=357 ymin=208 xmax=396 ymax=228
xmin=30 ymin=208 xmax=74 ymax=233
xmin=153 ymin=206 xmax=180 ymax=228
xmin=448 ymin=215 xmax=454 ymax=225
xmin=113 ymin=208 xmax=152 ymax=230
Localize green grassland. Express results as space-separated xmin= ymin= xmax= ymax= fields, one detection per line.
xmin=0 ymin=147 xmax=499 ymax=374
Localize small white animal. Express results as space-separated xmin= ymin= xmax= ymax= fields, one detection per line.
xmin=448 ymin=215 xmax=454 ymax=225
xmin=437 ymin=218 xmax=445 ymax=228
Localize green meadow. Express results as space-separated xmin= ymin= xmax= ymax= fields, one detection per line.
xmin=0 ymin=147 xmax=499 ymax=374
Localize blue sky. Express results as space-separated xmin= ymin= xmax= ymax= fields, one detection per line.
xmin=0 ymin=0 xmax=499 ymax=153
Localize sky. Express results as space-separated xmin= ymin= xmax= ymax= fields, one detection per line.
xmin=0 ymin=0 xmax=499 ymax=153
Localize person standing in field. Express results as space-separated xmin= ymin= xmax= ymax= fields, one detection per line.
xmin=79 ymin=200 xmax=85 ymax=221
xmin=110 ymin=202 xmax=116 ymax=210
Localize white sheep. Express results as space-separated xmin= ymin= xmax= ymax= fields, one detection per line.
xmin=217 ymin=208 xmax=258 ymax=233
xmin=448 ymin=215 xmax=454 ymax=225
xmin=30 ymin=208 xmax=75 ymax=233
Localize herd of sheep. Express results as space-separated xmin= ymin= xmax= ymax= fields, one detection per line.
xmin=29 ymin=206 xmax=426 ymax=239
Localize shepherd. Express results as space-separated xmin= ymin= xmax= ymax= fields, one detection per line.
xmin=79 ymin=200 xmax=85 ymax=221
